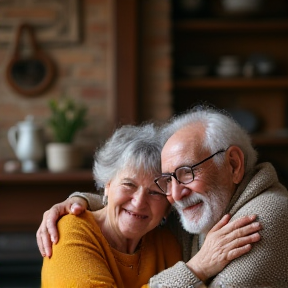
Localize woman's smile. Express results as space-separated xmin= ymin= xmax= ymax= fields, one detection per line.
xmin=124 ymin=208 xmax=148 ymax=219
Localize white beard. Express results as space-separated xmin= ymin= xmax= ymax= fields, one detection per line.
xmin=173 ymin=187 xmax=230 ymax=234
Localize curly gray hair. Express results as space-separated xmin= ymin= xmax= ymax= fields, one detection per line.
xmin=93 ymin=123 xmax=162 ymax=191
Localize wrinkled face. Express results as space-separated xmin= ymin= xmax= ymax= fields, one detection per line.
xmin=161 ymin=125 xmax=234 ymax=234
xmin=105 ymin=168 xmax=170 ymax=241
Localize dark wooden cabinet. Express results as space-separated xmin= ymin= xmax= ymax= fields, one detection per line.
xmin=0 ymin=170 xmax=95 ymax=232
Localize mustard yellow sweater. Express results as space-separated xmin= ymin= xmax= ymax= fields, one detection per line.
xmin=41 ymin=211 xmax=182 ymax=288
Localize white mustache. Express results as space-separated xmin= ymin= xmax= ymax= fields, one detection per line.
xmin=173 ymin=194 xmax=206 ymax=210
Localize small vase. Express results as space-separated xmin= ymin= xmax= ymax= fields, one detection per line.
xmin=8 ymin=115 xmax=44 ymax=173
xmin=46 ymin=143 xmax=82 ymax=172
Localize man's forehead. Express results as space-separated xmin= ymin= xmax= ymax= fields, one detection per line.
xmin=161 ymin=129 xmax=205 ymax=170
xmin=163 ymin=125 xmax=204 ymax=153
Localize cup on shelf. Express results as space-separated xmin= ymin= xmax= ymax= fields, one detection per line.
xmin=216 ymin=55 xmax=241 ymax=77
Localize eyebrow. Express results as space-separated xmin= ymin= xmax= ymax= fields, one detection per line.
xmin=162 ymin=160 xmax=196 ymax=174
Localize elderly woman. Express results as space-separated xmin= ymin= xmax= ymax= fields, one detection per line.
xmin=41 ymin=124 xmax=261 ymax=288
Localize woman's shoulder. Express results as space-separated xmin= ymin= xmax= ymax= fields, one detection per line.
xmin=58 ymin=211 xmax=100 ymax=234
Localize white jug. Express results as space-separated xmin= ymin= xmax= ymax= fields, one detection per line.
xmin=8 ymin=115 xmax=44 ymax=172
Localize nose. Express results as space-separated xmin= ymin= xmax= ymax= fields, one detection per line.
xmin=131 ymin=188 xmax=147 ymax=208
xmin=169 ymin=178 xmax=191 ymax=202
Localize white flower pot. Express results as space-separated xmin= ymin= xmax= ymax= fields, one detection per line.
xmin=46 ymin=143 xmax=82 ymax=172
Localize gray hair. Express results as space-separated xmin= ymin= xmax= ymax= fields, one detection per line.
xmin=93 ymin=124 xmax=162 ymax=191
xmin=160 ymin=105 xmax=258 ymax=173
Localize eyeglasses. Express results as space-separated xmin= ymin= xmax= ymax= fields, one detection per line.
xmin=154 ymin=149 xmax=226 ymax=195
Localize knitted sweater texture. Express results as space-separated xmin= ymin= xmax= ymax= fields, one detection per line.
xmin=150 ymin=162 xmax=288 ymax=288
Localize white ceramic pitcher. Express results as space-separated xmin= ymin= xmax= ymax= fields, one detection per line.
xmin=8 ymin=115 xmax=44 ymax=172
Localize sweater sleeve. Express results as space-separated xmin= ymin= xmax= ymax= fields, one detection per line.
xmin=148 ymin=261 xmax=206 ymax=288
xmin=41 ymin=212 xmax=118 ymax=288
xmin=69 ymin=191 xmax=104 ymax=211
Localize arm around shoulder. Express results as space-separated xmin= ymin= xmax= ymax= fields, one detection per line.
xmin=69 ymin=191 xmax=103 ymax=211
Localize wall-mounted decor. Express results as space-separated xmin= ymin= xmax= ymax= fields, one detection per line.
xmin=6 ymin=23 xmax=55 ymax=97
xmin=0 ymin=0 xmax=80 ymax=44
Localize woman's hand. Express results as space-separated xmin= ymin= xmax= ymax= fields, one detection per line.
xmin=186 ymin=214 xmax=261 ymax=282
xmin=36 ymin=196 xmax=88 ymax=258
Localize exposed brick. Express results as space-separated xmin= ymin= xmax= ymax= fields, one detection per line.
xmin=0 ymin=103 xmax=26 ymax=119
xmin=81 ymin=87 xmax=107 ymax=99
xmin=73 ymin=65 xmax=107 ymax=83
xmin=0 ymin=0 xmax=173 ymax=160
xmin=52 ymin=50 xmax=96 ymax=65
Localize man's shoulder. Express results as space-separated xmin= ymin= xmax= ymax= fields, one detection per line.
xmin=236 ymin=187 xmax=288 ymax=219
xmin=219 ymin=188 xmax=288 ymax=286
xmin=212 ymin=165 xmax=288 ymax=287
xmin=232 ymin=187 xmax=288 ymax=234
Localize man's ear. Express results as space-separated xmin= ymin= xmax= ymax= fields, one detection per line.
xmin=227 ymin=146 xmax=245 ymax=184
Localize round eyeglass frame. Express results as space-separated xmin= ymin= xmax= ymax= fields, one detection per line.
xmin=154 ymin=149 xmax=227 ymax=195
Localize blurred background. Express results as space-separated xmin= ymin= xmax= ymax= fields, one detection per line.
xmin=1 ymin=0 xmax=288 ymax=287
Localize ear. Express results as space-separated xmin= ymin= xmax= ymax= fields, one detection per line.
xmin=226 ymin=146 xmax=245 ymax=184
xmin=167 ymin=195 xmax=175 ymax=205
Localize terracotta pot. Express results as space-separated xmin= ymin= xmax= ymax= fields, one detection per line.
xmin=46 ymin=143 xmax=82 ymax=172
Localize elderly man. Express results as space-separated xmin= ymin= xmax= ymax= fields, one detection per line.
xmin=37 ymin=106 xmax=288 ymax=287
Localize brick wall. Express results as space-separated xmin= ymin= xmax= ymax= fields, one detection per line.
xmin=0 ymin=0 xmax=172 ymax=165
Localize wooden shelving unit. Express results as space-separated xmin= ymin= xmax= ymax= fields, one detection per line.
xmin=175 ymin=77 xmax=288 ymax=89
xmin=175 ymin=19 xmax=288 ymax=32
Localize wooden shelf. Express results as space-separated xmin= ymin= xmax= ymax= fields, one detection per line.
xmin=174 ymin=77 xmax=288 ymax=90
xmin=0 ymin=169 xmax=93 ymax=184
xmin=174 ymin=19 xmax=288 ymax=33
xmin=252 ymin=134 xmax=288 ymax=146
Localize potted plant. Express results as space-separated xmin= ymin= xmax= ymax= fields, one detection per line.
xmin=46 ymin=97 xmax=87 ymax=172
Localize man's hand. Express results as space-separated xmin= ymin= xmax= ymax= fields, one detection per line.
xmin=186 ymin=214 xmax=261 ymax=282
xmin=36 ymin=196 xmax=88 ymax=258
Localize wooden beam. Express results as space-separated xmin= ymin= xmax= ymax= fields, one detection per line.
xmin=115 ymin=0 xmax=138 ymax=124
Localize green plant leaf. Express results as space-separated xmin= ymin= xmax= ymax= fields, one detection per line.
xmin=47 ymin=97 xmax=88 ymax=143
